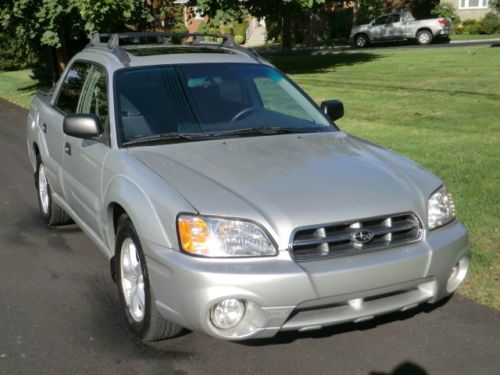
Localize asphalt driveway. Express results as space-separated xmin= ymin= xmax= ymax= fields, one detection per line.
xmin=0 ymin=99 xmax=498 ymax=375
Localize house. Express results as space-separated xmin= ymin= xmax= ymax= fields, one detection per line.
xmin=173 ymin=1 xmax=207 ymax=33
xmin=443 ymin=0 xmax=492 ymax=20
xmin=173 ymin=0 xmax=267 ymax=46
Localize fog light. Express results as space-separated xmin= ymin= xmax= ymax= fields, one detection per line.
xmin=446 ymin=257 xmax=470 ymax=293
xmin=210 ymin=299 xmax=245 ymax=330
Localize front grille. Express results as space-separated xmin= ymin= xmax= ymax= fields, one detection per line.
xmin=290 ymin=213 xmax=423 ymax=261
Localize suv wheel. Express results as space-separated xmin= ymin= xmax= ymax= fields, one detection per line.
xmin=354 ymin=34 xmax=368 ymax=48
xmin=417 ymin=30 xmax=433 ymax=45
xmin=115 ymin=214 xmax=182 ymax=341
xmin=35 ymin=157 xmax=72 ymax=225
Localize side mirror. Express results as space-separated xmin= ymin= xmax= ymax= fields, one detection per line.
xmin=320 ymin=100 xmax=344 ymax=122
xmin=63 ymin=114 xmax=102 ymax=139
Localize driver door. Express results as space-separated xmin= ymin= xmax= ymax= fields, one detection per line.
xmin=370 ymin=15 xmax=391 ymax=41
xmin=62 ymin=64 xmax=111 ymax=239
xmin=385 ymin=14 xmax=404 ymax=40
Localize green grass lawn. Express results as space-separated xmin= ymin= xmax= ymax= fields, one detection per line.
xmin=0 ymin=45 xmax=499 ymax=308
xmin=267 ymin=46 xmax=500 ymax=308
xmin=0 ymin=69 xmax=38 ymax=108
xmin=451 ymin=33 xmax=500 ymax=41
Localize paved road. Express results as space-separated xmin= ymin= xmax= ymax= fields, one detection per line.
xmin=0 ymin=99 xmax=499 ymax=375
xmin=280 ymin=38 xmax=500 ymax=54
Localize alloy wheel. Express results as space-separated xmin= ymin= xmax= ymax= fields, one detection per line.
xmin=38 ymin=163 xmax=50 ymax=215
xmin=120 ymin=237 xmax=146 ymax=322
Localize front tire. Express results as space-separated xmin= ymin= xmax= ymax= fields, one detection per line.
xmin=115 ymin=214 xmax=182 ymax=341
xmin=354 ymin=34 xmax=369 ymax=48
xmin=416 ymin=30 xmax=433 ymax=45
xmin=35 ymin=157 xmax=72 ymax=226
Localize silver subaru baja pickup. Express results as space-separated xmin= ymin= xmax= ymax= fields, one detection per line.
xmin=26 ymin=32 xmax=470 ymax=341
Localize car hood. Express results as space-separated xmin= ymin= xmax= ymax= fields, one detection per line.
xmin=129 ymin=132 xmax=441 ymax=249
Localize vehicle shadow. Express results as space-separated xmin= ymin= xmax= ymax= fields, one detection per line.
xmin=266 ymin=51 xmax=382 ymax=74
xmin=85 ymin=272 xmax=197 ymax=361
xmin=371 ymin=361 xmax=429 ymax=375
xmin=240 ymin=295 xmax=453 ymax=347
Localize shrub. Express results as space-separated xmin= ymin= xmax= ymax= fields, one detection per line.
xmin=232 ymin=21 xmax=249 ymax=37
xmin=431 ymin=3 xmax=461 ymax=24
xmin=197 ymin=21 xmax=218 ymax=35
xmin=234 ymin=35 xmax=245 ymax=44
xmin=480 ymin=12 xmax=500 ymax=34
xmin=453 ymin=23 xmax=464 ymax=34
xmin=0 ymin=34 xmax=36 ymax=71
xmin=462 ymin=19 xmax=483 ymax=34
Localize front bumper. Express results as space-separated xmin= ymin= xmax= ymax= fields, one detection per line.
xmin=146 ymin=220 xmax=469 ymax=340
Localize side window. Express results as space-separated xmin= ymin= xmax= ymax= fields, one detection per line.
xmin=389 ymin=14 xmax=401 ymax=23
xmin=56 ymin=62 xmax=92 ymax=114
xmin=77 ymin=66 xmax=109 ymax=131
xmin=374 ymin=16 xmax=390 ymax=25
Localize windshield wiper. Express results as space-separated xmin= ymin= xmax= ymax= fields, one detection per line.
xmin=122 ymin=132 xmax=210 ymax=147
xmin=212 ymin=127 xmax=322 ymax=137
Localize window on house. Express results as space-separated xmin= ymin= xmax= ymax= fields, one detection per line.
xmin=460 ymin=0 xmax=489 ymax=8
xmin=192 ymin=7 xmax=205 ymax=19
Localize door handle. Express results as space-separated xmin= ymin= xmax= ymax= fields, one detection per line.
xmin=42 ymin=123 xmax=47 ymax=133
xmin=65 ymin=142 xmax=71 ymax=156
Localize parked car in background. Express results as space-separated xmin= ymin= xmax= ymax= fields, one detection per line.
xmin=26 ymin=32 xmax=469 ymax=342
xmin=351 ymin=12 xmax=452 ymax=47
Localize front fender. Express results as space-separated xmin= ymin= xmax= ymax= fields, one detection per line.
xmin=103 ymin=175 xmax=196 ymax=257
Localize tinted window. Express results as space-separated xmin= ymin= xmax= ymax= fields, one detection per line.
xmin=374 ymin=16 xmax=390 ymax=25
xmin=116 ymin=63 xmax=331 ymax=143
xmin=56 ymin=62 xmax=92 ymax=114
xmin=388 ymin=14 xmax=401 ymax=23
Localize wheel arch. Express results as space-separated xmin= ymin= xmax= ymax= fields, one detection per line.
xmin=103 ymin=176 xmax=179 ymax=255
xmin=354 ymin=32 xmax=370 ymax=41
xmin=416 ymin=27 xmax=433 ymax=37
xmin=30 ymin=142 xmax=41 ymax=171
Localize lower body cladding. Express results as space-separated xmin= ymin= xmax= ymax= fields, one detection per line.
xmin=146 ymin=220 xmax=469 ymax=340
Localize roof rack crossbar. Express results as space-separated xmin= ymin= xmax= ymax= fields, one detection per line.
xmin=87 ymin=31 xmax=261 ymax=64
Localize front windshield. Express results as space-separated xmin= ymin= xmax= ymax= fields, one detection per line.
xmin=115 ymin=63 xmax=332 ymax=144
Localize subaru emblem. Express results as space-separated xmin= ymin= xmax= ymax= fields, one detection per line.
xmin=353 ymin=230 xmax=374 ymax=243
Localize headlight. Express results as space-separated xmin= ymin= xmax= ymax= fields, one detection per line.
xmin=428 ymin=185 xmax=456 ymax=230
xmin=177 ymin=215 xmax=277 ymax=257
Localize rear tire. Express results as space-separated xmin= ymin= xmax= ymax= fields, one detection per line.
xmin=115 ymin=214 xmax=182 ymax=341
xmin=35 ymin=157 xmax=72 ymax=226
xmin=354 ymin=34 xmax=369 ymax=48
xmin=416 ymin=30 xmax=433 ymax=45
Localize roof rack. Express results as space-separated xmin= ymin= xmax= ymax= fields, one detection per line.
xmin=87 ymin=32 xmax=262 ymax=65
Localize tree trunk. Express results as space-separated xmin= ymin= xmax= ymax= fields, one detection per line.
xmin=56 ymin=24 xmax=69 ymax=73
xmin=282 ymin=14 xmax=292 ymax=52
xmin=353 ymin=2 xmax=359 ymax=27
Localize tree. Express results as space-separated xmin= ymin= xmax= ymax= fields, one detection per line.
xmin=490 ymin=0 xmax=500 ymax=12
xmin=0 ymin=1 xmax=185 ymax=82
xmin=196 ymin=0 xmax=326 ymax=50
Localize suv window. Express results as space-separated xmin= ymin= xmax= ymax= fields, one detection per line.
xmin=77 ymin=66 xmax=109 ymax=132
xmin=388 ymin=14 xmax=401 ymax=23
xmin=56 ymin=62 xmax=92 ymax=114
xmin=116 ymin=63 xmax=332 ymax=143
xmin=374 ymin=15 xmax=390 ymax=25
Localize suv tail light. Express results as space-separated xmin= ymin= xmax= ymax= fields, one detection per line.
xmin=438 ymin=19 xmax=446 ymax=25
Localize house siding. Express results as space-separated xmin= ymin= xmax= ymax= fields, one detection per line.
xmin=446 ymin=0 xmax=491 ymax=20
